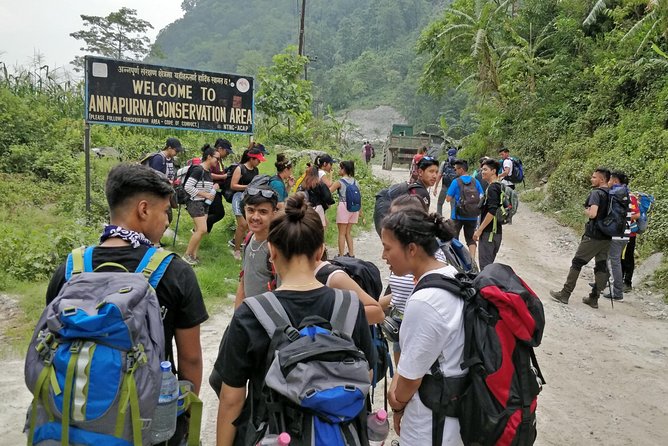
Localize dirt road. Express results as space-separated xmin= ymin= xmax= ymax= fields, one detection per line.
xmin=5 ymin=165 xmax=667 ymax=445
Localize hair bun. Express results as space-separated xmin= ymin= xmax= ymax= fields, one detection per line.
xmin=285 ymin=194 xmax=308 ymax=221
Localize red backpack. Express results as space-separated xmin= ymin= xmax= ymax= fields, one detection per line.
xmin=413 ymin=263 xmax=545 ymax=446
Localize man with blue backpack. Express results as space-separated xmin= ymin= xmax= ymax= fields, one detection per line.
xmin=498 ymin=147 xmax=524 ymax=189
xmin=28 ymin=164 xmax=209 ymax=445
xmin=446 ymin=159 xmax=484 ymax=262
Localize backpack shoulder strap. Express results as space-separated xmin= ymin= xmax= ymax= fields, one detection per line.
xmin=135 ymin=247 xmax=175 ymax=288
xmin=330 ymin=289 xmax=359 ymax=337
xmin=244 ymin=292 xmax=292 ymax=338
xmin=413 ymin=273 xmax=464 ymax=296
xmin=65 ymin=246 xmax=94 ymax=281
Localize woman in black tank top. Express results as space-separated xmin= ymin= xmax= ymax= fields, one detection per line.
xmin=230 ymin=148 xmax=266 ymax=259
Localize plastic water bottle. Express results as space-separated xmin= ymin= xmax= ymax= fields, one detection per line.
xmin=367 ymin=409 xmax=390 ymax=446
xmin=257 ymin=432 xmax=291 ymax=445
xmin=151 ymin=361 xmax=178 ymax=444
xmin=204 ymin=187 xmax=216 ymax=205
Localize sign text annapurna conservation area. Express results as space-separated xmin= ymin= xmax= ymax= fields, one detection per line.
xmin=85 ymin=56 xmax=254 ymax=134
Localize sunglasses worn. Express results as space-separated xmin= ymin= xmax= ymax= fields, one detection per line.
xmin=246 ymin=187 xmax=277 ymax=199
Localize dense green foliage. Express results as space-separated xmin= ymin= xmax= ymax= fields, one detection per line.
xmin=418 ymin=0 xmax=667 ymax=280
xmin=151 ymin=0 xmax=467 ymax=131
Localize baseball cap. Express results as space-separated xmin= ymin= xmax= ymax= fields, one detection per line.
xmin=247 ymin=148 xmax=266 ymax=162
xmin=447 ymin=148 xmax=458 ymax=157
xmin=318 ymin=154 xmax=337 ymax=165
xmin=166 ymin=137 xmax=184 ymax=153
xmin=215 ymin=138 xmax=233 ymax=153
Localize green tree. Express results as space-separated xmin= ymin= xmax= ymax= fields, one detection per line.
xmin=255 ymin=46 xmax=313 ymax=133
xmin=70 ymin=7 xmax=154 ymax=71
xmin=418 ymin=0 xmax=511 ymax=98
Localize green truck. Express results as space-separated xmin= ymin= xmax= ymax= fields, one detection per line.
xmin=381 ymin=124 xmax=444 ymax=170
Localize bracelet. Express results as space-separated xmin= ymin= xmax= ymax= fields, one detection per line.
xmin=391 ymin=406 xmax=405 ymax=414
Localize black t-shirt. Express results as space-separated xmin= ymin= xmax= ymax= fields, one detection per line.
xmin=212 ymin=287 xmax=376 ymax=410
xmin=480 ymin=182 xmax=503 ymax=234
xmin=584 ymin=187 xmax=611 ymax=240
xmin=413 ymin=181 xmax=431 ymax=208
xmin=237 ymin=164 xmax=259 ymax=186
xmin=46 ymin=245 xmax=209 ymax=363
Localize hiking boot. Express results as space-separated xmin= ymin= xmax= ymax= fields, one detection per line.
xmin=550 ymin=290 xmax=569 ymax=305
xmin=603 ymin=293 xmax=623 ymax=301
xmin=582 ymin=295 xmax=599 ymax=309
xmin=623 ymin=284 xmax=632 ymax=293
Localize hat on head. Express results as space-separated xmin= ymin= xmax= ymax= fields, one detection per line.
xmin=318 ymin=154 xmax=336 ymax=165
xmin=447 ymin=148 xmax=458 ymax=157
xmin=498 ymin=147 xmax=509 ymax=153
xmin=247 ymin=148 xmax=266 ymax=162
xmin=166 ymin=137 xmax=184 ymax=153
xmin=215 ymin=138 xmax=233 ymax=153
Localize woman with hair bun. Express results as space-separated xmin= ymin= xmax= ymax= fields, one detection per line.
xmin=268 ymin=153 xmax=295 ymax=209
xmin=213 ymin=194 xmax=376 ymax=445
xmin=382 ymin=209 xmax=466 ymax=446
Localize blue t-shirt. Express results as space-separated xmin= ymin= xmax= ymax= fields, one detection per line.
xmin=268 ymin=176 xmax=288 ymax=202
xmin=446 ymin=175 xmax=484 ymax=221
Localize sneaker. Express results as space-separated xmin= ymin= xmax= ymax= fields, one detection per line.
xmin=623 ymin=284 xmax=632 ymax=293
xmin=550 ymin=290 xmax=569 ymax=305
xmin=183 ymin=254 xmax=198 ymax=266
xmin=228 ymin=239 xmax=235 ymax=248
xmin=603 ymin=293 xmax=623 ymax=301
xmin=582 ymin=295 xmax=599 ymax=309
xmin=233 ymin=250 xmax=242 ymax=261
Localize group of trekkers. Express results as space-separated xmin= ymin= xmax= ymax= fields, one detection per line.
xmin=24 ymin=137 xmax=650 ymax=446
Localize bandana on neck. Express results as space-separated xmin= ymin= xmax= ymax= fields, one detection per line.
xmin=100 ymin=225 xmax=154 ymax=248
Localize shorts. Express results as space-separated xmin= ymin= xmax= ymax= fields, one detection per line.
xmin=232 ymin=191 xmax=244 ymax=216
xmin=336 ymin=202 xmax=359 ymax=224
xmin=186 ymin=200 xmax=209 ymax=218
xmin=454 ymin=219 xmax=477 ymax=247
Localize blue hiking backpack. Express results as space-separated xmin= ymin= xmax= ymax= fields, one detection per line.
xmin=25 ymin=246 xmax=174 ymax=446
xmin=340 ymin=178 xmax=362 ymax=212
xmin=597 ymin=185 xmax=630 ymax=237
xmin=244 ymin=290 xmax=370 ymax=446
xmin=635 ymin=192 xmax=655 ymax=234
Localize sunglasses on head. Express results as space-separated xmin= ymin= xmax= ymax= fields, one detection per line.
xmin=246 ymin=187 xmax=277 ymax=199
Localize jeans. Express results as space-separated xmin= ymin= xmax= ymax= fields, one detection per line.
xmin=607 ymin=239 xmax=628 ymax=298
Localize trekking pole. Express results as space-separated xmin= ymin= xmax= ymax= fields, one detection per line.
xmin=608 ymin=278 xmax=614 ymax=309
xmin=173 ymin=205 xmax=182 ymax=247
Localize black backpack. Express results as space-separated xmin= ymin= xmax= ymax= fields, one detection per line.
xmin=315 ymin=257 xmax=392 ymax=402
xmin=441 ymin=163 xmax=458 ymax=188
xmin=456 ymin=178 xmax=481 ymax=218
xmin=412 ymin=264 xmax=545 ymax=446
xmin=221 ymin=163 xmax=239 ymax=203
xmin=597 ymin=186 xmax=630 ymax=237
xmin=373 ymin=182 xmax=427 ymax=236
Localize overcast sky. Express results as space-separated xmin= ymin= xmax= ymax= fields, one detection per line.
xmin=0 ymin=0 xmax=183 ymax=73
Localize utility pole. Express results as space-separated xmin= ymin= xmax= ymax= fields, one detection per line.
xmin=298 ymin=0 xmax=306 ymax=56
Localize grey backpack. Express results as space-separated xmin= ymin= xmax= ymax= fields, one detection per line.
xmin=24 ymin=246 xmax=173 ymax=446
xmin=243 ymin=290 xmax=371 ymax=446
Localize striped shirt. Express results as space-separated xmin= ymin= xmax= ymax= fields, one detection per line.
xmin=184 ymin=166 xmax=214 ymax=201
xmin=389 ymin=248 xmax=447 ymax=314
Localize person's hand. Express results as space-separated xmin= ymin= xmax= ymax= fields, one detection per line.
xmin=393 ymin=410 xmax=403 ymax=436
xmin=206 ymin=192 xmax=215 ymax=201
xmin=213 ymin=183 xmax=220 ymax=190
xmin=287 ymin=176 xmax=296 ymax=187
xmin=473 ymin=230 xmax=481 ymax=242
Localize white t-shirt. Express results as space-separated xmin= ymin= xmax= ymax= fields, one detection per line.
xmin=501 ymin=158 xmax=513 ymax=186
xmin=318 ymin=169 xmax=327 ymax=180
xmin=397 ymin=265 xmax=465 ymax=446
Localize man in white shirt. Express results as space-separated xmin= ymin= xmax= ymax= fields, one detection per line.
xmin=498 ymin=147 xmax=515 ymax=190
